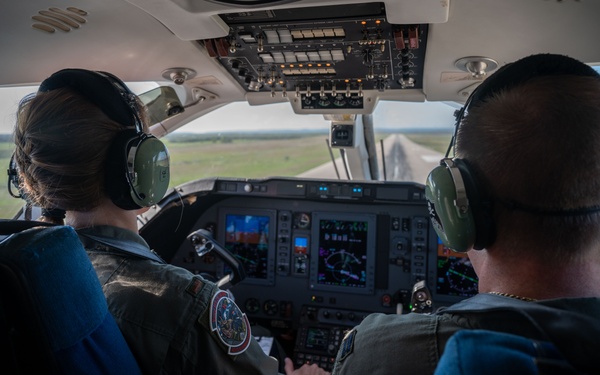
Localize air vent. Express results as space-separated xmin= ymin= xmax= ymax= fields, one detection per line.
xmin=31 ymin=7 xmax=88 ymax=33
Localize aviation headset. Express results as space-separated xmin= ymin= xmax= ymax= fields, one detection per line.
xmin=9 ymin=68 xmax=170 ymax=210
xmin=424 ymin=54 xmax=600 ymax=253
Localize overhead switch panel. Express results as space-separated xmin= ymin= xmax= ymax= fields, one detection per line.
xmin=204 ymin=2 xmax=428 ymax=110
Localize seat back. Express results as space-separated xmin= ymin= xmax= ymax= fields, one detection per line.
xmin=434 ymin=329 xmax=580 ymax=375
xmin=0 ymin=224 xmax=141 ymax=375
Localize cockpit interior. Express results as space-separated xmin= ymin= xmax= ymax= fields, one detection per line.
xmin=2 ymin=0 xmax=599 ymax=371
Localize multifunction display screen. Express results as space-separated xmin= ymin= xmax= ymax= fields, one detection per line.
xmin=315 ymin=218 xmax=370 ymax=290
xmin=436 ymin=239 xmax=479 ymax=297
xmin=224 ymin=213 xmax=271 ymax=280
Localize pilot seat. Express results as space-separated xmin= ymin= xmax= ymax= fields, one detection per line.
xmin=0 ymin=222 xmax=142 ymax=374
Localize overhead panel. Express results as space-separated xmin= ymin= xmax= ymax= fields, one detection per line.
xmin=199 ymin=2 xmax=427 ymax=111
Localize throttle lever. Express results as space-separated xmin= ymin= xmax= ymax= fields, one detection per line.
xmin=187 ymin=228 xmax=246 ymax=289
xmin=410 ymin=280 xmax=433 ymax=314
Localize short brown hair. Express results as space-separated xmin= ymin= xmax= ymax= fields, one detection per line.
xmin=456 ymin=75 xmax=600 ymax=259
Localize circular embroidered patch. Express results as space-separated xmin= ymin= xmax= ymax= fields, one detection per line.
xmin=209 ymin=290 xmax=251 ymax=355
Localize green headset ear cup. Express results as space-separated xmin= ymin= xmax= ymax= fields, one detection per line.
xmin=425 ymin=163 xmax=477 ymax=252
xmin=130 ymin=135 xmax=170 ymax=207
xmin=425 ymin=159 xmax=495 ymax=252
xmin=105 ymin=130 xmax=170 ymax=209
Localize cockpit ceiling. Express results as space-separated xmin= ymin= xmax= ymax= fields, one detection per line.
xmin=120 ymin=0 xmax=600 ymax=107
xmin=2 ymin=0 xmax=600 ymax=108
xmin=126 ymin=0 xmax=449 ymax=41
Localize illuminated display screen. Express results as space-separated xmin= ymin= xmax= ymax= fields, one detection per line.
xmin=224 ymin=213 xmax=271 ymax=280
xmin=315 ymin=218 xmax=369 ymax=290
xmin=305 ymin=327 xmax=330 ymax=351
xmin=436 ymin=238 xmax=479 ymax=297
xmin=294 ymin=236 xmax=308 ymax=254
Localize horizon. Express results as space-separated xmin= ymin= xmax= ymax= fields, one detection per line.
xmin=0 ymin=85 xmax=457 ymax=135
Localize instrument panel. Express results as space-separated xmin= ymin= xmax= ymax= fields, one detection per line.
xmin=141 ymin=177 xmax=477 ymax=370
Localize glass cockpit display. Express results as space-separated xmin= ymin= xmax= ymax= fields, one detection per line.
xmin=219 ymin=209 xmax=276 ymax=284
xmin=435 ymin=238 xmax=479 ymax=297
xmin=310 ymin=212 xmax=376 ymax=295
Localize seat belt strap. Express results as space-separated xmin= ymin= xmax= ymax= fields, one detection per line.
xmin=77 ymin=232 xmax=166 ymax=264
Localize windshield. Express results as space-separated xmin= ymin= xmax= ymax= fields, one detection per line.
xmin=0 ymin=87 xmax=454 ymax=219
xmin=163 ymin=100 xmax=454 ymax=183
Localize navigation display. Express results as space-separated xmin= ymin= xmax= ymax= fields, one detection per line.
xmin=310 ymin=212 xmax=376 ymax=295
xmin=435 ymin=238 xmax=479 ymax=297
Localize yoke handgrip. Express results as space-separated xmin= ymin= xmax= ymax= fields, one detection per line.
xmin=186 ymin=228 xmax=246 ymax=289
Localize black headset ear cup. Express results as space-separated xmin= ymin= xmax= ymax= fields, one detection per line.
xmin=105 ymin=130 xmax=170 ymax=210
xmin=425 ymin=158 xmax=494 ymax=252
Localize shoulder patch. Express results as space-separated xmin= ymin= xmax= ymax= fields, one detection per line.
xmin=338 ymin=329 xmax=356 ymax=361
xmin=185 ymin=277 xmax=204 ymax=297
xmin=209 ymin=290 xmax=251 ymax=355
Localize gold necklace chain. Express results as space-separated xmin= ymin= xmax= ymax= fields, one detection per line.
xmin=488 ymin=291 xmax=537 ymax=302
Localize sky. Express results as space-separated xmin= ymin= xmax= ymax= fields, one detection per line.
xmin=0 ymin=86 xmax=36 ymax=134
xmin=0 ymin=84 xmax=457 ymax=134
xmin=176 ymin=100 xmax=457 ymax=134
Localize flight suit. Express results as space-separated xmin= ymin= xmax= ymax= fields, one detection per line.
xmin=80 ymin=225 xmax=279 ymax=374
xmin=332 ymin=293 xmax=600 ymax=374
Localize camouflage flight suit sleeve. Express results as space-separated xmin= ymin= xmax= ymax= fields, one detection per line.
xmin=331 ymin=312 xmax=462 ymax=375
xmin=90 ymin=251 xmax=279 ymax=374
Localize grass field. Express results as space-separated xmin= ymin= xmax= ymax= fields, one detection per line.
xmin=164 ymin=135 xmax=333 ymax=186
xmin=0 ymin=132 xmax=447 ymax=218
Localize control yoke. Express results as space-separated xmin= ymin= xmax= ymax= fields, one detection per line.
xmin=187 ymin=228 xmax=246 ymax=289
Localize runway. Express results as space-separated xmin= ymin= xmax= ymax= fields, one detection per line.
xmin=298 ymin=133 xmax=444 ymax=184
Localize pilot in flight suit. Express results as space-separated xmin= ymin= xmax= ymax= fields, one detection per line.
xmin=333 ymin=53 xmax=600 ymax=375
xmin=80 ymin=225 xmax=280 ymax=374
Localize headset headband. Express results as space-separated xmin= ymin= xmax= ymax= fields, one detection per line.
xmin=38 ymin=68 xmax=143 ymax=132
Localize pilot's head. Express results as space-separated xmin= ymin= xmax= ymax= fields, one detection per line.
xmin=12 ymin=68 xmax=170 ymax=220
xmin=427 ymin=53 xmax=600 ymax=260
